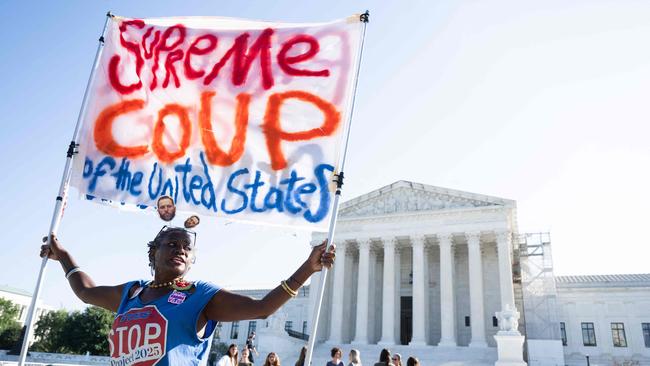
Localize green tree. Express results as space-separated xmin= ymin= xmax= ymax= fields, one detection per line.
xmin=0 ymin=298 xmax=20 ymax=331
xmin=0 ymin=298 xmax=21 ymax=351
xmin=63 ymin=306 xmax=114 ymax=356
xmin=31 ymin=309 xmax=69 ymax=353
xmin=0 ymin=323 xmax=22 ymax=350
xmin=31 ymin=306 xmax=114 ymax=356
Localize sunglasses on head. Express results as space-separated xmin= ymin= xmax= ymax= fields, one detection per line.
xmin=154 ymin=225 xmax=197 ymax=248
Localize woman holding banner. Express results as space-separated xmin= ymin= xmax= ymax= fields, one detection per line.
xmin=39 ymin=227 xmax=334 ymax=366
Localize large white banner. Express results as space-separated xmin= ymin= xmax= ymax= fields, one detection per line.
xmin=71 ymin=15 xmax=363 ymax=230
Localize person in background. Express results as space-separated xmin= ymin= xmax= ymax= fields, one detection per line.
xmin=295 ymin=346 xmax=307 ymax=366
xmin=348 ymin=349 xmax=362 ymax=366
xmin=391 ymin=353 xmax=402 ymax=366
xmin=263 ymin=352 xmax=281 ymax=366
xmin=246 ymin=332 xmax=259 ymax=363
xmin=406 ymin=357 xmax=419 ymax=366
xmin=239 ymin=347 xmax=253 ymax=366
xmin=373 ymin=349 xmax=392 ymax=366
xmin=327 ymin=347 xmax=344 ymax=366
xmin=217 ymin=344 xmax=239 ymax=366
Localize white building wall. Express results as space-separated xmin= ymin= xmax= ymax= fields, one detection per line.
xmin=218 ymin=288 xmax=310 ymax=350
xmin=557 ymin=280 xmax=650 ymax=366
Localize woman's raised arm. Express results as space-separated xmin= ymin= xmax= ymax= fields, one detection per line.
xmin=40 ymin=234 xmax=124 ymax=312
xmin=202 ymin=241 xmax=335 ymax=322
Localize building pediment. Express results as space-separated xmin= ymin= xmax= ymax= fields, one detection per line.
xmin=339 ymin=181 xmax=514 ymax=218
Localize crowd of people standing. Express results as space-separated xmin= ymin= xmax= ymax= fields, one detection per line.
xmin=220 ymin=336 xmax=423 ymax=366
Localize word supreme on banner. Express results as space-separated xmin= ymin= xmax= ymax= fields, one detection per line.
xmin=71 ymin=15 xmax=363 ymax=230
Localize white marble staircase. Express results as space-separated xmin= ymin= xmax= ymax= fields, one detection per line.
xmin=308 ymin=343 xmax=497 ymax=366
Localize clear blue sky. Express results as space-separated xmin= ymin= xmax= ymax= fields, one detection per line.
xmin=1 ymin=0 xmax=650 ymax=310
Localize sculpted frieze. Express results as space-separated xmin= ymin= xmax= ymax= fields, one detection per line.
xmin=339 ymin=186 xmax=503 ymax=218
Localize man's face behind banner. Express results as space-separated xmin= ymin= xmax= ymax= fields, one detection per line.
xmin=157 ymin=198 xmax=176 ymax=221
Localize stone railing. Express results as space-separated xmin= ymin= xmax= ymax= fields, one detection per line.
xmin=0 ymin=350 xmax=109 ymax=366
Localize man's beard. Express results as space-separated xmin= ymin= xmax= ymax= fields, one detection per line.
xmin=159 ymin=211 xmax=176 ymax=221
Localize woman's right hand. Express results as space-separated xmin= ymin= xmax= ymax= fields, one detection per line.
xmin=40 ymin=233 xmax=64 ymax=261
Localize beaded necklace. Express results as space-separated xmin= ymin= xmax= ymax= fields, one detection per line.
xmin=148 ymin=278 xmax=193 ymax=291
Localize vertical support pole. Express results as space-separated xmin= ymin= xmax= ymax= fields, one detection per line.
xmin=304 ymin=10 xmax=369 ymax=366
xmin=17 ymin=12 xmax=113 ymax=366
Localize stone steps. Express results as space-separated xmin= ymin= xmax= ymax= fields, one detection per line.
xmin=309 ymin=343 xmax=497 ymax=366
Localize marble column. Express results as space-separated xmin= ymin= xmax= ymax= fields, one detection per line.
xmin=410 ymin=235 xmax=427 ymax=346
xmin=328 ymin=242 xmax=346 ymax=343
xmin=467 ymin=232 xmax=487 ymax=347
xmin=394 ymin=246 xmax=402 ymax=338
xmin=496 ymin=232 xmax=516 ymax=310
xmin=352 ymin=239 xmax=371 ymax=344
xmin=378 ymin=237 xmax=397 ymax=345
xmin=438 ymin=233 xmax=456 ymax=346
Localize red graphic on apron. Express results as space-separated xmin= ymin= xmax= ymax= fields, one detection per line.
xmin=108 ymin=305 xmax=168 ymax=366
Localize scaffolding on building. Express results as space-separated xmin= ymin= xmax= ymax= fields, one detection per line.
xmin=514 ymin=232 xmax=561 ymax=341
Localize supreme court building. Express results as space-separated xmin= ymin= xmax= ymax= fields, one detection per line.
xmin=309 ymin=180 xmax=517 ymax=348
xmin=220 ymin=181 xmax=650 ymax=366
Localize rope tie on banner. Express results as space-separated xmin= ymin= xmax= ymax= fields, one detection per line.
xmin=99 ymin=12 xmax=114 ymax=43
xmin=333 ymin=171 xmax=345 ymax=195
xmin=66 ymin=140 xmax=79 ymax=158
xmin=360 ymin=10 xmax=370 ymax=23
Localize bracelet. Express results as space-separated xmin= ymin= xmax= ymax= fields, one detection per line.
xmin=65 ymin=267 xmax=82 ymax=280
xmin=280 ymin=280 xmax=297 ymax=297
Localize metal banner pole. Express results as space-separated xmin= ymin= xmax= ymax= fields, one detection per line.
xmin=305 ymin=10 xmax=369 ymax=366
xmin=17 ymin=12 xmax=113 ymax=366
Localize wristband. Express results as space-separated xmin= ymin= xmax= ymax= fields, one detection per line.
xmin=65 ymin=267 xmax=82 ymax=280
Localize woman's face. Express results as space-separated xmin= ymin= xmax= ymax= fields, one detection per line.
xmin=229 ymin=346 xmax=238 ymax=356
xmin=268 ymin=353 xmax=277 ymax=363
xmin=391 ymin=356 xmax=399 ymax=364
xmin=153 ymin=231 xmax=194 ymax=277
xmin=333 ymin=350 xmax=341 ymax=360
xmin=242 ymin=349 xmax=249 ymax=358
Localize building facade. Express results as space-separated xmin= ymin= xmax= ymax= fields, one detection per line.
xmin=308 ymin=181 xmax=519 ymax=349
xmin=218 ymin=181 xmax=650 ymax=366
xmin=556 ymin=274 xmax=650 ymax=366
